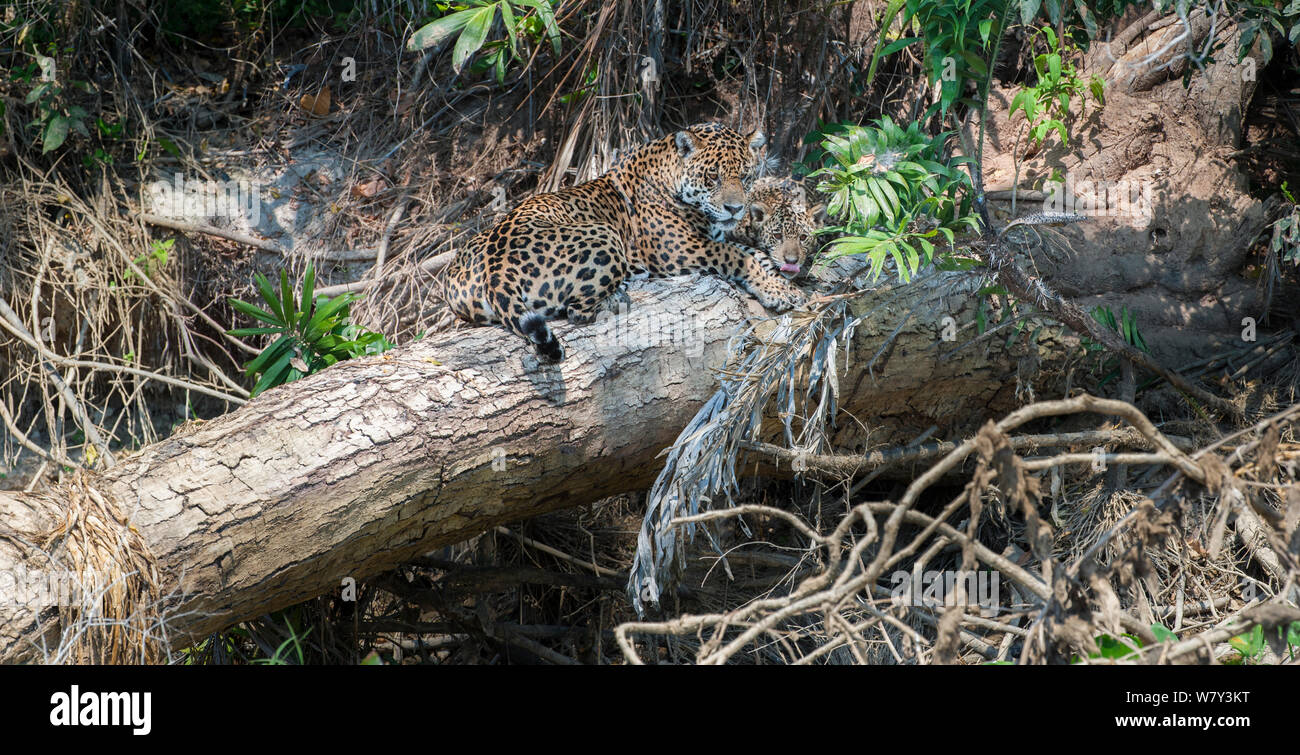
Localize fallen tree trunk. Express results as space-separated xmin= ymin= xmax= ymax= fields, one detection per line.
xmin=0 ymin=266 xmax=1088 ymax=661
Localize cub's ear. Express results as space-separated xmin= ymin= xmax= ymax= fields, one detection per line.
xmin=675 ymin=131 xmax=696 ymax=158
xmin=749 ymin=201 xmax=769 ymax=224
xmin=747 ymin=128 xmax=767 ymax=153
xmin=809 ymin=202 xmax=828 ymax=224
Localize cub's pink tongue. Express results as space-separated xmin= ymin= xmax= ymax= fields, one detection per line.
xmin=780 ymin=263 xmax=801 ymax=274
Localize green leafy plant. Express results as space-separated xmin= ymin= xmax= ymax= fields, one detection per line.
xmin=180 ymin=633 xmax=241 ymax=665
xmin=1228 ymin=624 xmax=1267 ymax=664
xmin=557 ymin=62 xmax=599 ymax=105
xmin=1016 ymin=0 xmax=1148 ymax=44
xmin=125 ymin=239 xmax=173 ymax=281
xmin=16 ymin=56 xmax=92 ymax=154
xmin=408 ymin=0 xmax=561 ymax=83
xmin=1068 ymin=625 xmax=1163 ymax=663
xmin=1009 ymin=26 xmax=1104 ymax=150
xmin=1091 ymin=633 xmax=1143 ymax=660
xmin=866 ymin=0 xmax=1004 ymax=115
xmin=1226 ymin=621 xmax=1300 ymax=664
xmin=1087 ymin=305 xmax=1147 ymax=352
xmin=866 ymin=0 xmax=1147 ymax=112
xmin=1005 ymin=26 xmax=1105 ymax=213
xmin=82 ymin=117 xmax=124 ymax=169
xmin=1270 ymin=181 xmax=1300 ymax=265
xmin=1081 ymin=305 xmax=1148 ymax=388
xmin=1235 ymin=0 xmax=1300 ymax=65
xmin=252 ymin=622 xmax=312 ymax=666
xmin=805 ymin=116 xmax=978 ymax=282
xmin=1068 ymin=623 xmax=1183 ymax=663
xmin=227 ymin=263 xmax=394 ymax=397
xmin=970 ymin=284 xmax=1050 ymax=351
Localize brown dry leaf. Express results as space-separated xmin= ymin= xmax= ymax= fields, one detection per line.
xmin=351 ymin=176 xmax=387 ymax=198
xmin=1199 ymin=454 xmax=1230 ymax=494
xmin=299 ymin=85 xmax=331 ymax=116
xmin=1257 ymin=423 xmax=1280 ymax=481
xmin=1087 ymin=573 xmax=1125 ymax=638
xmin=1285 ymin=485 xmax=1300 ymax=545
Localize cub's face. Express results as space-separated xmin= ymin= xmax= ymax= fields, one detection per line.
xmin=747 ymin=178 xmax=818 ymax=279
xmin=674 ymin=124 xmax=765 ymax=234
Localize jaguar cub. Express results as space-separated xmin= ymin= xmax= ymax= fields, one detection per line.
xmin=705 ymin=176 xmax=819 ymax=281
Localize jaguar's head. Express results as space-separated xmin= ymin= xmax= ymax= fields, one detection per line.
xmin=747 ymin=177 xmax=819 ymax=279
xmin=673 ymin=123 xmax=766 ymax=234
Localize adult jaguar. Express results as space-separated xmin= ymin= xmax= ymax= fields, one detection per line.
xmin=442 ymin=123 xmax=806 ymax=361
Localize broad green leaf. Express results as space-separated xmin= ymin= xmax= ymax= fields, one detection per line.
xmin=279 ymin=269 xmax=296 ymax=329
xmin=452 ymin=6 xmax=497 ymax=73
xmin=42 ymin=116 xmax=69 ymax=153
xmin=1149 ymin=621 xmax=1180 ymax=639
xmin=243 ymin=334 xmax=292 ymax=377
xmin=879 ymin=36 xmax=921 ymax=56
xmin=408 ymin=9 xmax=474 ymax=51
xmin=874 ymin=178 xmax=903 ymax=225
xmin=227 ymin=326 xmax=284 ymax=336
xmin=500 ymin=1 xmax=518 ymax=56
xmin=299 ymin=262 xmax=316 ymax=330
xmin=25 ymin=83 xmax=50 ymax=104
xmin=1052 ymin=120 xmax=1068 ymax=145
xmin=229 ymin=297 xmax=282 ymax=327
xmin=535 ymin=0 xmax=563 ymax=55
xmin=863 ymin=0 xmax=908 ymax=90
xmin=254 ymin=273 xmax=284 ymax=321
xmin=251 ymin=347 xmax=295 ymax=397
xmin=1074 ymin=0 xmax=1098 ymax=38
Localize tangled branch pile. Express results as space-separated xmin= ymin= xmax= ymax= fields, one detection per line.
xmin=619 ymin=394 xmax=1300 ymax=664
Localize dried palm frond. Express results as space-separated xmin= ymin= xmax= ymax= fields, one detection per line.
xmin=630 ymin=283 xmax=903 ymax=614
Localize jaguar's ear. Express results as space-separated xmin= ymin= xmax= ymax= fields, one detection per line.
xmin=675 ymin=131 xmax=696 ymax=159
xmin=749 ymin=201 xmax=768 ymax=225
xmin=747 ymin=128 xmax=767 ymax=154
xmin=809 ymin=202 xmax=828 ymax=224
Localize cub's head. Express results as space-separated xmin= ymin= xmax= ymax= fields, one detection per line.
xmin=673 ymin=123 xmax=766 ymax=234
xmin=746 ymin=177 xmax=819 ymax=279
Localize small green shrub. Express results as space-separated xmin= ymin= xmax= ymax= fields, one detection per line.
xmin=227 ymin=263 xmax=393 ymax=397
xmin=1225 ymin=621 xmax=1300 ymax=664
xmin=13 ymin=55 xmax=92 ymax=154
xmin=1081 ymin=304 xmax=1149 ymax=388
xmin=867 ymin=0 xmax=1004 ymax=115
xmin=1008 ymin=26 xmax=1104 ymax=150
xmin=804 ymin=117 xmax=978 ymax=282
xmin=1270 ymin=182 xmax=1300 ymax=266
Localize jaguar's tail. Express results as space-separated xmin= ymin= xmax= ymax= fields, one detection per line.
xmin=515 ymin=311 xmax=564 ymax=362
